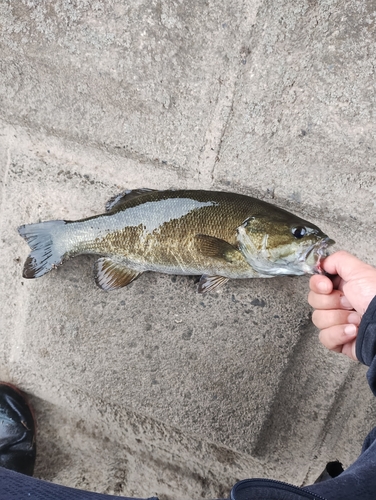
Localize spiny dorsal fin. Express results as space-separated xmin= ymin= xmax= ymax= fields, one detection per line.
xmin=94 ymin=258 xmax=142 ymax=291
xmin=106 ymin=189 xmax=157 ymax=212
xmin=198 ymin=275 xmax=229 ymax=293
xmin=195 ymin=234 xmax=238 ymax=263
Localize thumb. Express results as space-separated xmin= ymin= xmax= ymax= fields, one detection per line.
xmin=322 ymin=250 xmax=376 ymax=315
xmin=322 ymin=251 xmax=365 ymax=280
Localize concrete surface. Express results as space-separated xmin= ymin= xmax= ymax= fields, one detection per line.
xmin=0 ymin=0 xmax=376 ymax=498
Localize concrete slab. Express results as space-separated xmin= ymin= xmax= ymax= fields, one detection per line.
xmin=0 ymin=0 xmax=376 ymax=498
xmin=215 ymin=0 xmax=376 ymax=224
xmin=0 ymin=0 xmax=260 ymax=180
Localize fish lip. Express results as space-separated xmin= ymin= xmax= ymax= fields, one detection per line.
xmin=301 ymin=237 xmax=335 ymax=274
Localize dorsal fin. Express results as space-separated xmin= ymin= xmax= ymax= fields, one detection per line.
xmin=106 ymin=188 xmax=157 ymax=212
xmin=94 ymin=257 xmax=142 ymax=291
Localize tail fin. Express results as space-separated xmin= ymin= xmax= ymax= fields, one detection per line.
xmin=18 ymin=220 xmax=68 ymax=279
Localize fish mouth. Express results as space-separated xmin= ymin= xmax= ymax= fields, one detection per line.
xmin=301 ymin=237 xmax=335 ymax=274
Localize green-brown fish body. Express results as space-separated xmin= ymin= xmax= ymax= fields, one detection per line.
xmin=18 ymin=189 xmax=334 ymax=293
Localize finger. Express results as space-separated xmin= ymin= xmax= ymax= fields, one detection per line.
xmin=341 ymin=339 xmax=358 ymax=361
xmin=318 ymin=324 xmax=358 ymax=356
xmin=310 ymin=273 xmax=347 ymax=297
xmin=308 ymin=289 xmax=353 ymax=310
xmin=309 ymin=275 xmax=333 ymax=294
xmin=312 ymin=309 xmax=361 ymax=330
xmin=322 ymin=251 xmax=366 ymax=279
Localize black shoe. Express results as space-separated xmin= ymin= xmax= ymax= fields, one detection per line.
xmin=314 ymin=460 xmax=344 ymax=483
xmin=0 ymin=382 xmax=36 ymax=476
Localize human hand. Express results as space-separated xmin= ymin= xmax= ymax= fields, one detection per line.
xmin=308 ymin=251 xmax=376 ymax=361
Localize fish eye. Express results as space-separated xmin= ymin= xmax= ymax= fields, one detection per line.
xmin=291 ymin=226 xmax=307 ymax=239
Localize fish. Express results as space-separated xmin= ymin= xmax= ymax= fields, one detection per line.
xmin=18 ymin=189 xmax=334 ymax=293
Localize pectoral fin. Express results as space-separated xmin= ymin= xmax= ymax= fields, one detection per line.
xmin=106 ymin=188 xmax=157 ymax=212
xmin=198 ymin=275 xmax=229 ymax=293
xmin=195 ymin=234 xmax=239 ymax=263
xmin=94 ymin=258 xmax=142 ymax=291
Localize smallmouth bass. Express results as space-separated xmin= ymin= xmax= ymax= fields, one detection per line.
xmin=18 ymin=189 xmax=334 ymax=293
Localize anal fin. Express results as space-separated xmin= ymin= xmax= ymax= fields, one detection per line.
xmin=198 ymin=275 xmax=229 ymax=293
xmin=94 ymin=258 xmax=142 ymax=291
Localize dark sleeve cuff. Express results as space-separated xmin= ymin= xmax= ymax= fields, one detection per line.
xmin=355 ymin=296 xmax=376 ymax=395
xmin=356 ymin=296 xmax=376 ymax=365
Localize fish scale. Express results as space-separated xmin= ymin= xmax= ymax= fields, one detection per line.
xmin=18 ymin=189 xmax=334 ymax=293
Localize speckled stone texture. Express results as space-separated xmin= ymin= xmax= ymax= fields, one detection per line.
xmin=0 ymin=1 xmax=375 ymax=499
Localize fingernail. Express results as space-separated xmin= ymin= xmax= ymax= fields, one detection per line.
xmin=344 ymin=324 xmax=357 ymax=336
xmin=348 ymin=312 xmax=360 ymax=325
xmin=340 ymin=295 xmax=352 ymax=309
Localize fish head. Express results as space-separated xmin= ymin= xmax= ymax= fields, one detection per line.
xmin=236 ymin=214 xmax=335 ymax=276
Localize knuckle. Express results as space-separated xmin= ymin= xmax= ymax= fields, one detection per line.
xmin=318 ymin=329 xmax=329 ymax=348
xmin=311 ymin=310 xmax=321 ymax=327
xmin=307 ymin=291 xmax=316 ymax=307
